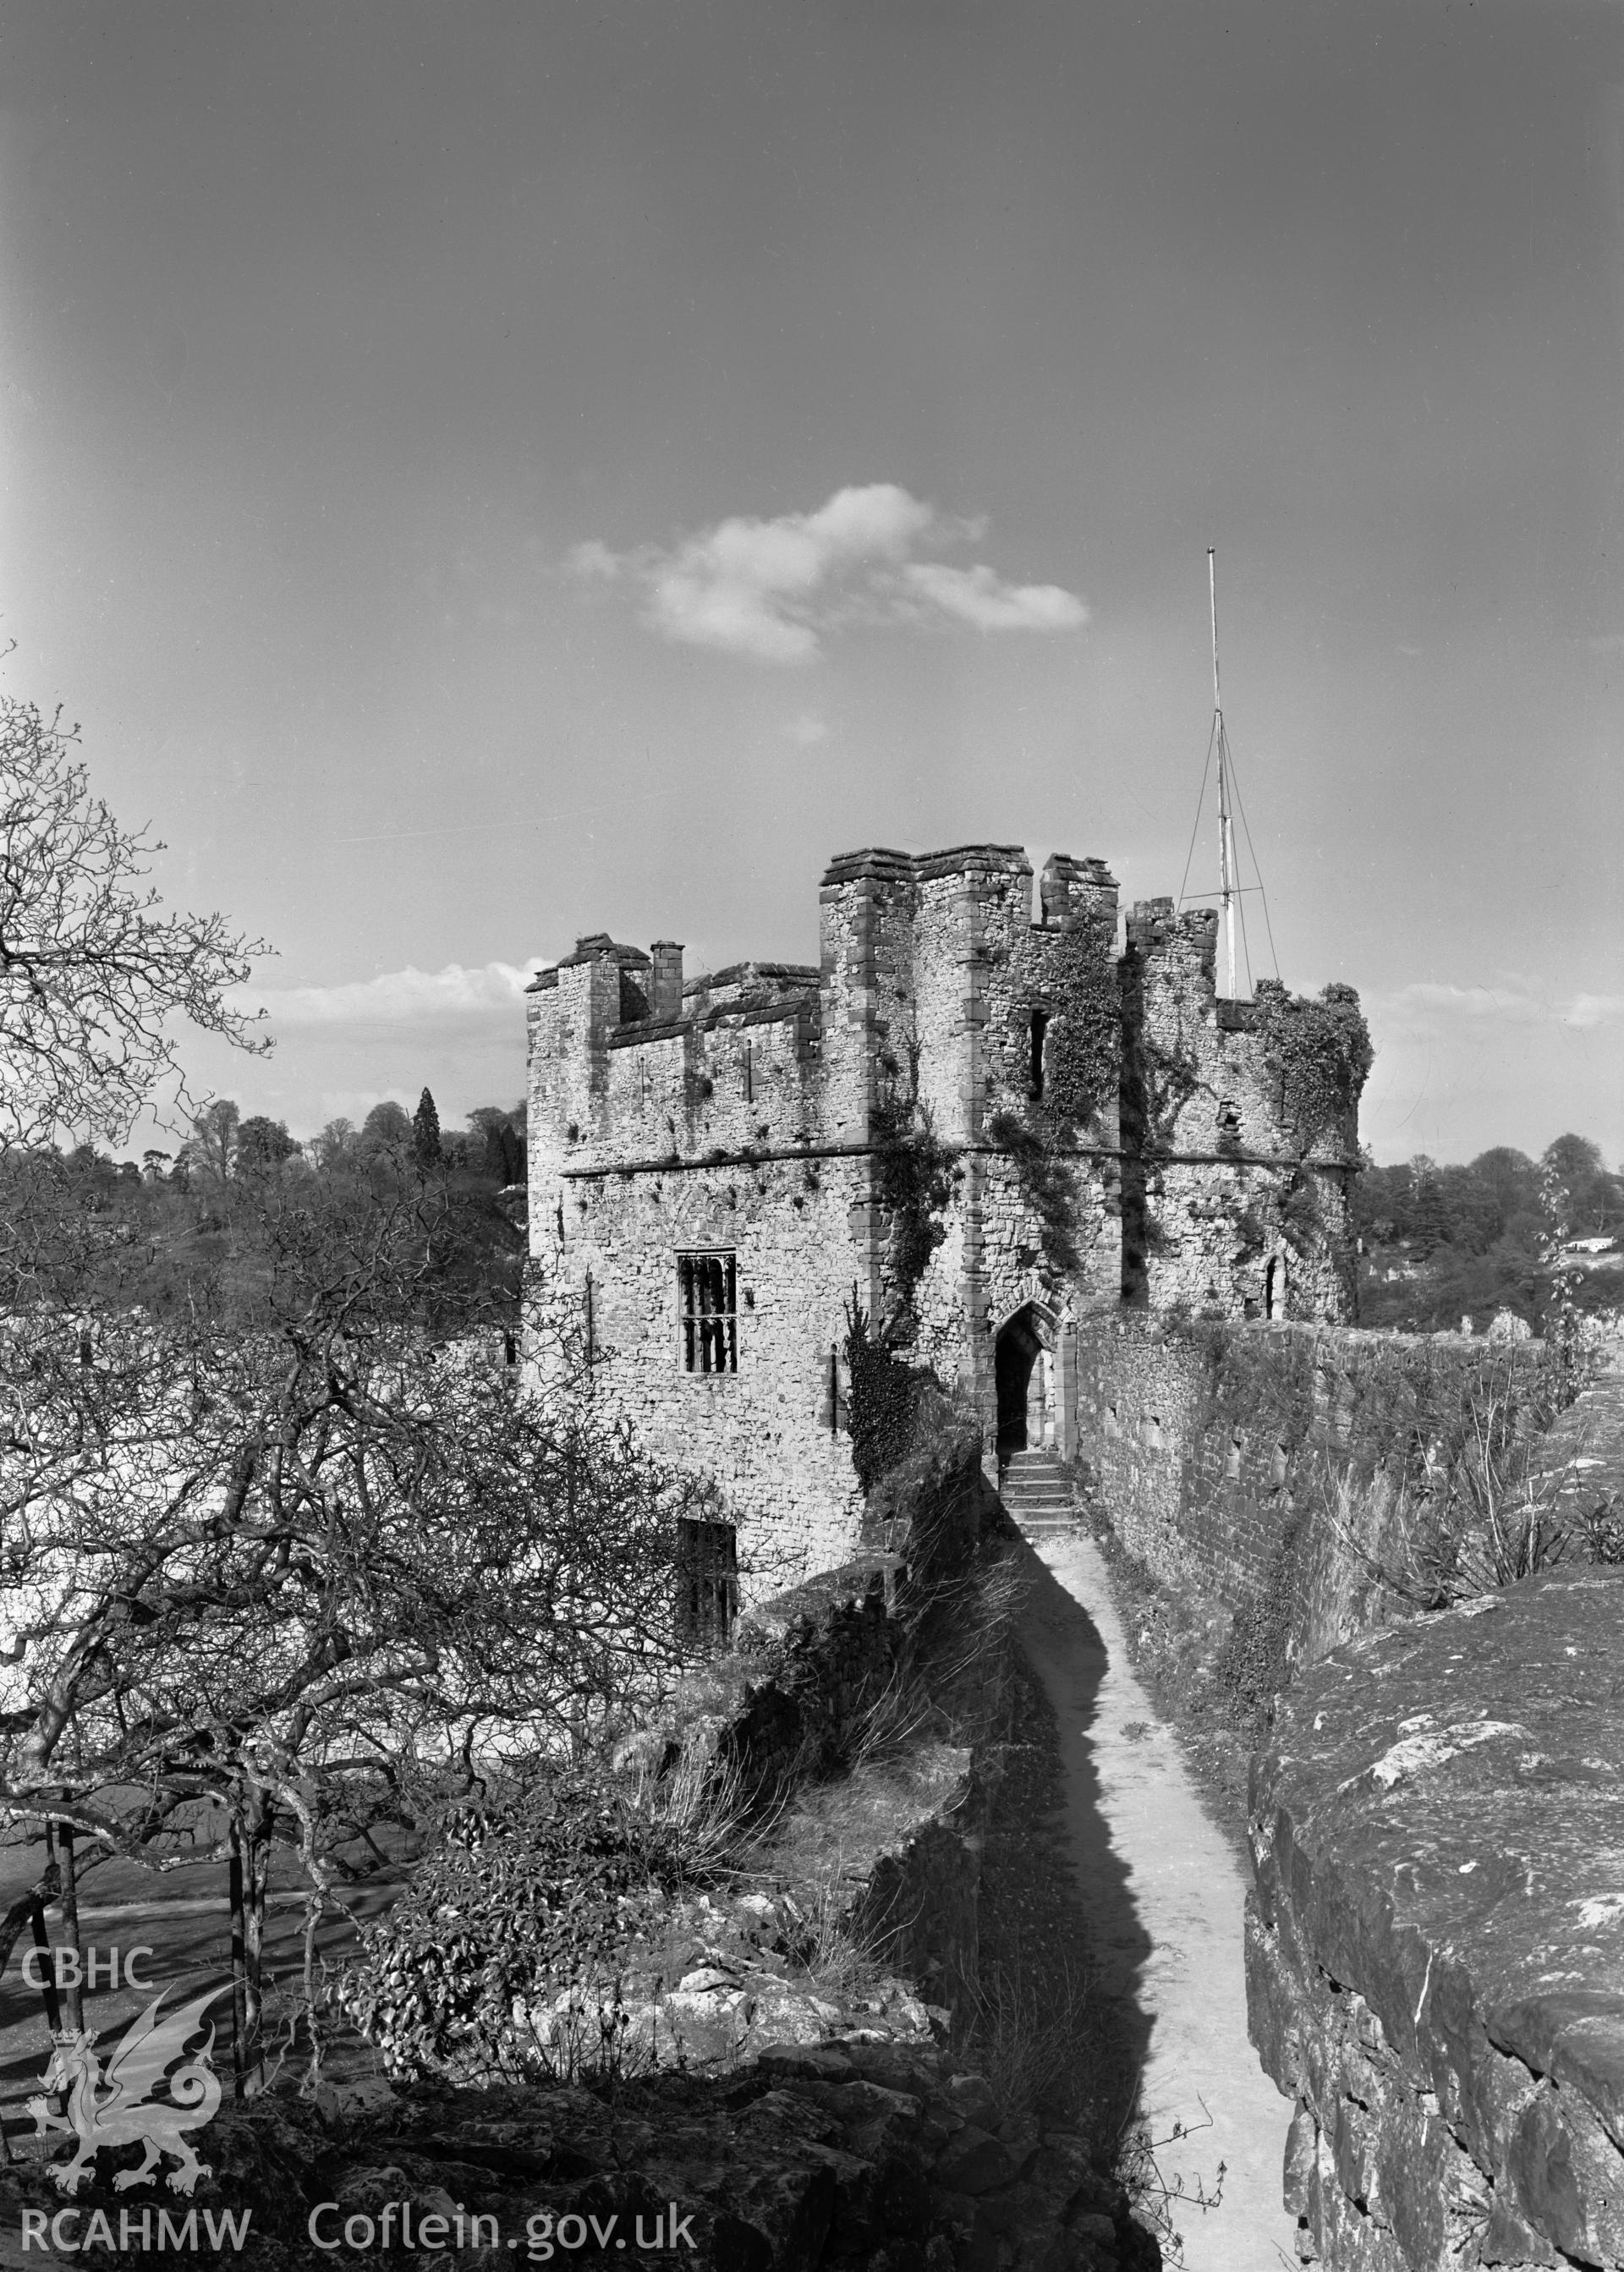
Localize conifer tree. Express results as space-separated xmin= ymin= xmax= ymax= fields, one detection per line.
xmin=414 ymin=1085 xmax=442 ymax=1169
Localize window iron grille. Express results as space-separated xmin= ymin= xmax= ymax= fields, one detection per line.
xmin=676 ymin=1517 xmax=738 ymax=1651
xmin=678 ymin=1251 xmax=738 ymax=1374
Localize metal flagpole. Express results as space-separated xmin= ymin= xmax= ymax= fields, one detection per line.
xmin=1209 ymin=548 xmax=1237 ymax=1000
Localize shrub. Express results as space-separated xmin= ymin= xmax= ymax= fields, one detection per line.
xmin=337 ymin=1772 xmax=694 ymax=2083
xmin=1311 ymin=1353 xmax=1613 ymax=1615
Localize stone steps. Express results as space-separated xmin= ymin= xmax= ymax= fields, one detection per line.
xmin=999 ymin=1452 xmax=1078 ymax=1533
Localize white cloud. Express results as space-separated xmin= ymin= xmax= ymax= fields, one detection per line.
xmin=573 ymin=482 xmax=1088 ymax=663
xmin=1374 ymin=981 xmax=1543 ymax=1029
xmin=565 ymin=538 xmax=621 ymax=580
xmin=786 ymin=711 xmax=829 ymax=749
xmin=900 ymin=561 xmax=1089 ymax=633
xmin=650 ymin=563 xmax=820 ymax=662
xmin=251 ymin=961 xmax=545 ymax=1033
xmin=1565 ymin=993 xmax=1624 ymax=1029
xmin=1369 ymin=980 xmax=1624 ymax=1035
xmin=645 ymin=482 xmax=931 ymax=661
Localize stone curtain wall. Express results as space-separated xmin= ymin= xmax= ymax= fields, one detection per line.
xmin=1247 ymin=1570 xmax=1624 ymax=2271
xmin=726 ymin=1411 xmax=1004 ymax=2019
xmin=1073 ymin=1314 xmax=1552 ymax=1659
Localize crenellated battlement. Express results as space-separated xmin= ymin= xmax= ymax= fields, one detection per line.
xmin=1124 ymin=895 xmax=1217 ymax=968
xmin=1037 ymin=851 xmax=1117 ymax=931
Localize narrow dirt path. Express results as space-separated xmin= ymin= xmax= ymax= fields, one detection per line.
xmin=1017 ymin=1530 xmax=1299 ymax=2272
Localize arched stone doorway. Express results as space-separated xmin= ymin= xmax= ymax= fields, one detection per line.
xmin=994 ymin=1303 xmax=1056 ymax=1463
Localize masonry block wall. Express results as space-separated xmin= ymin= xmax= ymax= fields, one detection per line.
xmin=527 ymin=843 xmax=1367 ymax=1607
xmin=528 ymin=941 xmax=860 ymax=1600
xmin=1073 ymin=1313 xmax=1555 ymax=1666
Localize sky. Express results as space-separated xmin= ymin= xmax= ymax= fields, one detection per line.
xmin=1 ymin=0 xmax=1621 ymax=1166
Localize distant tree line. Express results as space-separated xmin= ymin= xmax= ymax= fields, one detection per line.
xmin=144 ymin=1089 xmax=528 ymax=1185
xmin=30 ymin=1092 xmax=529 ymax=1331
xmin=1353 ymin=1133 xmax=1624 ymax=1332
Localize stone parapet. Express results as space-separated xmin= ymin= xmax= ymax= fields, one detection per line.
xmin=819 ymin=843 xmax=1032 ymax=889
xmin=1248 ymin=1570 xmax=1624 ymax=2270
xmin=1073 ymin=1313 xmax=1561 ymax=1660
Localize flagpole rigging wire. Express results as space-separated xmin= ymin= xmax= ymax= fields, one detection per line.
xmin=1176 ymin=550 xmax=1280 ymax=995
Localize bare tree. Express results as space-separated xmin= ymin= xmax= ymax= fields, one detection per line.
xmin=0 ymin=1170 xmax=702 ymax=2073
xmin=0 ymin=694 xmax=270 ymax=1147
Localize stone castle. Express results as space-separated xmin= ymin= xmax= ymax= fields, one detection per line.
xmin=525 ymin=842 xmax=1368 ymax=1605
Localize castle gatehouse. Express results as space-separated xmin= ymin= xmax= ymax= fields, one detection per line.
xmin=525 ymin=843 xmax=1368 ymax=1606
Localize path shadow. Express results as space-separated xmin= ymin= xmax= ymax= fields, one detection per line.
xmin=978 ymin=1533 xmax=1153 ymax=2136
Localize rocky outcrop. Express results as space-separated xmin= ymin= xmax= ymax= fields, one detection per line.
xmin=1246 ymin=1568 xmax=1624 ymax=2269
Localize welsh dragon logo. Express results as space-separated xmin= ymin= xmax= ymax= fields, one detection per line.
xmin=26 ymin=1985 xmax=225 ymax=2197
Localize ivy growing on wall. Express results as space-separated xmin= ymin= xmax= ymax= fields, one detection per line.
xmin=1139 ymin=1032 xmax=1204 ymax=1153
xmin=1038 ymin=919 xmax=1120 ymax=1128
xmin=1182 ymin=1314 xmax=1574 ymax=1508
xmin=842 ymin=1291 xmax=934 ymax=1492
xmin=987 ymin=1108 xmax=1081 ymax=1279
xmin=338 ymin=1773 xmax=691 ymax=2083
xmin=870 ymin=1095 xmax=957 ymax=1333
xmin=1254 ymin=980 xmax=1372 ymax=1156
